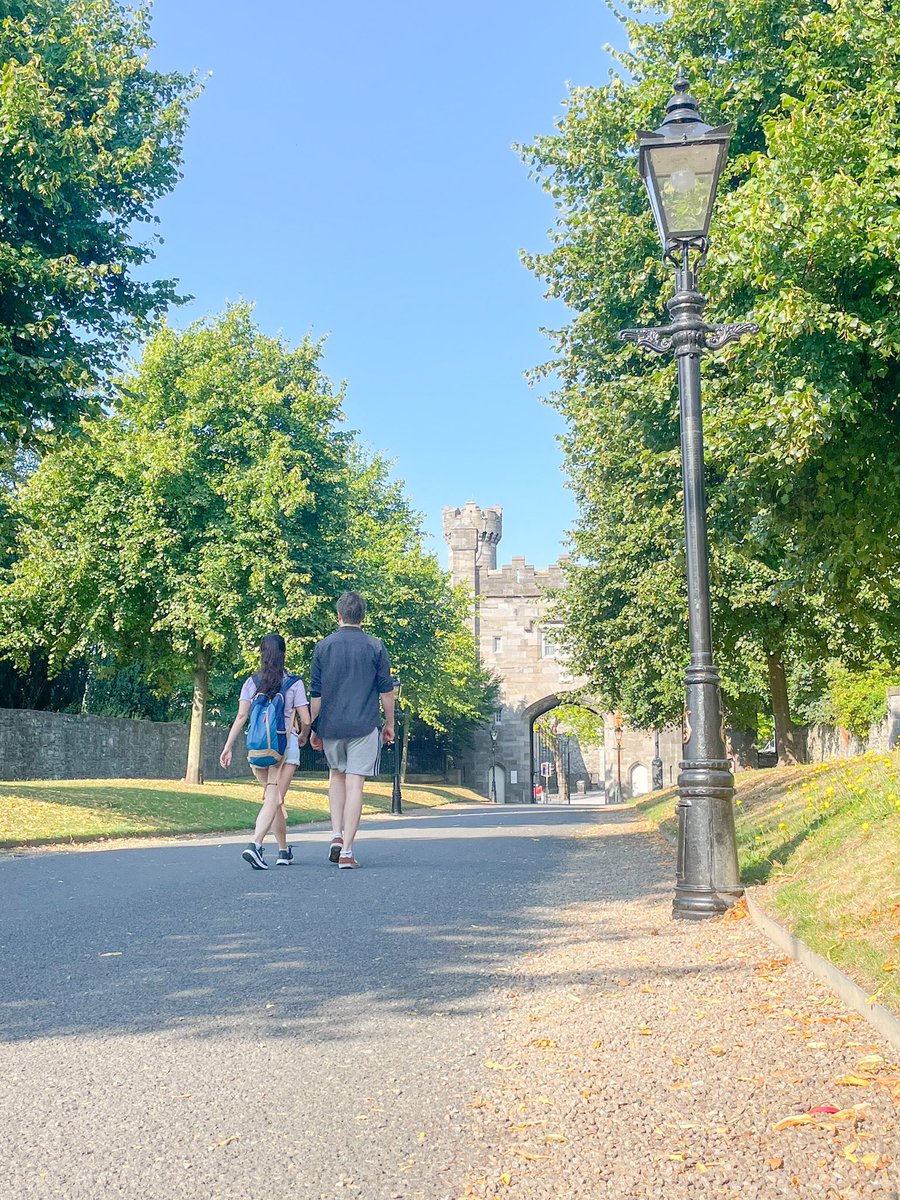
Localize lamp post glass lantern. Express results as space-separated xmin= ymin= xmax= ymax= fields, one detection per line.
xmin=638 ymin=78 xmax=731 ymax=252
xmin=391 ymin=677 xmax=402 ymax=815
xmin=619 ymin=74 xmax=757 ymax=920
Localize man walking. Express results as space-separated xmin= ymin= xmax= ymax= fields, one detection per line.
xmin=309 ymin=592 xmax=394 ymax=868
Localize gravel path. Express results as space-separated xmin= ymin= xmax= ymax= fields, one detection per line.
xmin=462 ymin=810 xmax=899 ymax=1200
xmin=1 ymin=802 xmax=896 ymax=1200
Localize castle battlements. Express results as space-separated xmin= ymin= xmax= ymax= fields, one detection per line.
xmin=479 ymin=556 xmax=569 ymax=598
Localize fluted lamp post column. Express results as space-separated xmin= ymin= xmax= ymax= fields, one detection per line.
xmin=489 ymin=728 xmax=498 ymax=803
xmin=618 ymin=75 xmax=757 ymax=919
xmin=613 ymin=710 xmax=624 ymax=805
xmin=391 ymin=676 xmax=403 ymax=815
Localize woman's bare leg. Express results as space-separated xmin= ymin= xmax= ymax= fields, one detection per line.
xmin=252 ymin=768 xmax=282 ymax=845
xmin=273 ymin=762 xmax=297 ymax=850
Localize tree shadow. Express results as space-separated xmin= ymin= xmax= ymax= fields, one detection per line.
xmin=0 ymin=806 xmax=686 ymax=1045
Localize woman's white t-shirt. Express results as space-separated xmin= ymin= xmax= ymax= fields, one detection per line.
xmin=239 ymin=674 xmax=309 ymax=712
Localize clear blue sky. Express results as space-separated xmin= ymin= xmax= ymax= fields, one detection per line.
xmin=146 ymin=1 xmax=624 ymax=568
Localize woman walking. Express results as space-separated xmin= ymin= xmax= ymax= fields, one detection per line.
xmin=219 ymin=634 xmax=311 ymax=869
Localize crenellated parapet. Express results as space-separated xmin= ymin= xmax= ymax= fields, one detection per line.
xmin=479 ymin=555 xmax=569 ymax=598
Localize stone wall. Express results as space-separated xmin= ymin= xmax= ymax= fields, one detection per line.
xmin=0 ymin=708 xmax=250 ymax=783
xmin=800 ymin=689 xmax=900 ymax=761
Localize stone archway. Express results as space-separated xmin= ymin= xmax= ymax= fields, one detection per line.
xmin=524 ymin=694 xmax=604 ymax=802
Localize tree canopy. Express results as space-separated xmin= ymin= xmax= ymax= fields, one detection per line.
xmin=522 ymin=0 xmax=900 ymax=735
xmin=0 ymin=0 xmax=197 ymax=449
xmin=0 ymin=305 xmax=495 ymax=777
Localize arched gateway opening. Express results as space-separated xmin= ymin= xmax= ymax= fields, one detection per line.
xmin=524 ymin=694 xmax=604 ymax=802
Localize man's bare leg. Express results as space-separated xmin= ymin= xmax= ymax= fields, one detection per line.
xmin=341 ymin=773 xmax=365 ymax=856
xmin=329 ymin=769 xmax=346 ymax=839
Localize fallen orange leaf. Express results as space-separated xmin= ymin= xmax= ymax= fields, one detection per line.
xmin=767 ymin=1157 xmax=784 ymax=1169
xmin=856 ymin=1055 xmax=883 ymax=1070
xmin=529 ymin=1038 xmax=557 ymax=1049
xmin=723 ymin=897 xmax=749 ymax=922
xmin=836 ymin=1074 xmax=872 ymax=1087
xmin=772 ymin=1115 xmax=815 ymax=1131
xmin=485 ymin=1061 xmax=515 ymax=1071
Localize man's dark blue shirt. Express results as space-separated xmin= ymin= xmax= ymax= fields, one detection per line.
xmin=309 ymin=626 xmax=392 ymax=740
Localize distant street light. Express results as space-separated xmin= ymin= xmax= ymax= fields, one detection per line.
xmin=618 ymin=75 xmax=757 ymax=919
xmin=489 ymin=727 xmax=498 ymax=803
xmin=391 ymin=676 xmax=403 ymax=815
xmin=614 ymin=710 xmax=624 ymax=804
xmin=652 ymin=728 xmax=664 ymax=792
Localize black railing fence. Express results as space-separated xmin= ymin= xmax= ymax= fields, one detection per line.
xmin=295 ymin=740 xmax=447 ymax=778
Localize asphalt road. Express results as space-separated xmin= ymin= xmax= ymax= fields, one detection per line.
xmin=0 ymin=802 xmax=648 ymax=1199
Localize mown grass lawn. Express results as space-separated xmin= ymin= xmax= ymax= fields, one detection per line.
xmin=0 ymin=776 xmax=484 ymax=850
xmin=633 ymin=752 xmax=900 ymax=1015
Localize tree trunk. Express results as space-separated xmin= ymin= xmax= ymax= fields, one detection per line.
xmin=767 ymin=650 xmax=799 ymax=766
xmin=185 ymin=653 xmax=210 ymax=785
xmin=400 ymin=710 xmax=411 ymax=784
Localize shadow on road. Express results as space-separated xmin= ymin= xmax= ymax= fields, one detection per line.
xmin=0 ymin=805 xmax=681 ymax=1045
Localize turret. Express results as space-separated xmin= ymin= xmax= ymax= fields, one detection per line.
xmin=442 ymin=503 xmax=502 ymax=593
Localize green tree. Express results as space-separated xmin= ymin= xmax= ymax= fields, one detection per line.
xmin=522 ymin=0 xmax=900 ymax=753
xmin=0 ymin=0 xmax=197 ymax=448
xmin=0 ymin=306 xmax=350 ymax=781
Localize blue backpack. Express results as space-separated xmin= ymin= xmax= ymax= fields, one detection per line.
xmin=246 ymin=673 xmax=300 ymax=768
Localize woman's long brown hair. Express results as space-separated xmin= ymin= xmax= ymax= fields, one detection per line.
xmin=257 ymin=634 xmax=286 ymax=699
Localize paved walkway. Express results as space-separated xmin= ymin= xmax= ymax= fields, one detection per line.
xmin=0 ymin=804 xmax=896 ymax=1199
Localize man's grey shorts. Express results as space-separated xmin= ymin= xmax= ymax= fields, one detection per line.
xmin=323 ymin=728 xmax=381 ymax=776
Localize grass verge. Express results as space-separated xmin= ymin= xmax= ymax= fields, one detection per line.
xmin=0 ymin=777 xmax=484 ymax=850
xmin=633 ymin=752 xmax=900 ymax=1016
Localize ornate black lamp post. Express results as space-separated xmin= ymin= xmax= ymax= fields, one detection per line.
xmin=391 ymin=676 xmax=403 ymax=815
xmin=489 ymin=727 xmax=498 ymax=803
xmin=613 ymin=710 xmax=624 ymax=804
xmin=618 ymin=75 xmax=756 ymax=919
xmin=652 ymin=728 xmax=664 ymax=792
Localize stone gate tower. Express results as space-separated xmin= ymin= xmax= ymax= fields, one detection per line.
xmin=441 ymin=502 xmax=503 ymax=637
xmin=442 ymin=501 xmax=683 ymax=803
xmin=442 ymin=501 xmax=597 ymax=802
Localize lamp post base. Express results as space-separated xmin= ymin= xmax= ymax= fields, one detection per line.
xmin=391 ymin=780 xmax=402 ymax=815
xmin=673 ymin=882 xmax=729 ymax=920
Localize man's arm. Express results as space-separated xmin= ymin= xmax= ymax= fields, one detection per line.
xmin=376 ymin=643 xmax=395 ymax=744
xmin=308 ymin=645 xmax=323 ymax=749
xmin=380 ymin=690 xmax=395 ymax=745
